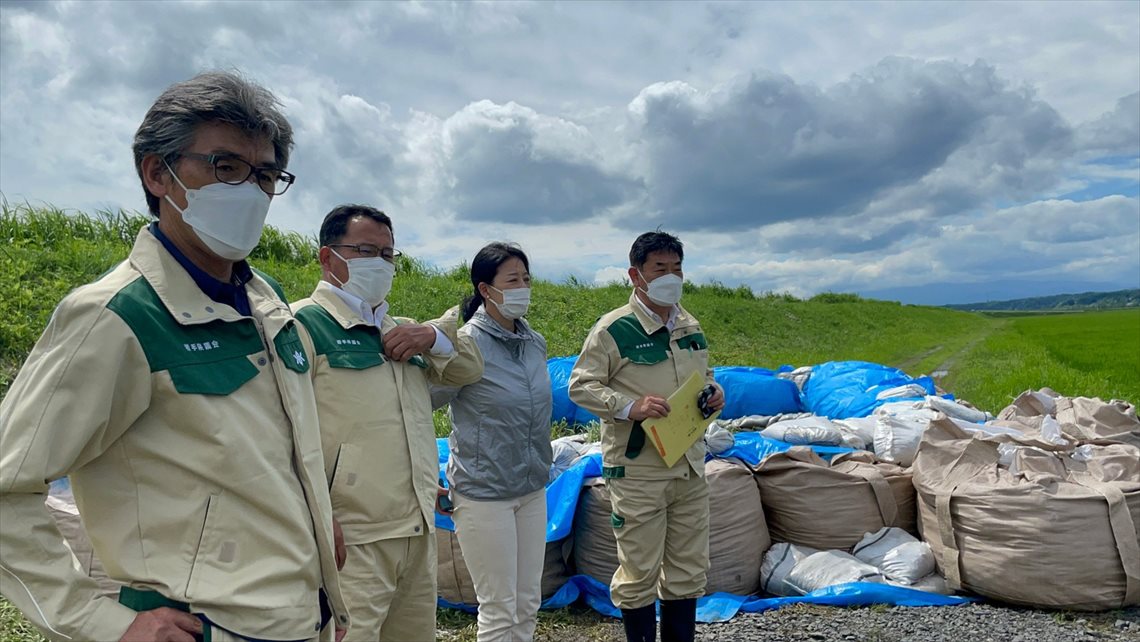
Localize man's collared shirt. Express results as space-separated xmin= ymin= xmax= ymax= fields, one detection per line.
xmin=149 ymin=222 xmax=254 ymax=315
xmin=616 ymin=292 xmax=681 ymax=419
xmin=316 ymin=280 xmax=453 ymax=355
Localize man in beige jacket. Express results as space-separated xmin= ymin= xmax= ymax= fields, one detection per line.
xmin=0 ymin=72 xmax=349 ymax=642
xmin=291 ymin=204 xmax=484 ymax=641
xmin=568 ymin=231 xmax=724 ymax=642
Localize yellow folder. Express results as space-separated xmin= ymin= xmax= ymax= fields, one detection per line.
xmin=643 ymin=371 xmax=722 ymax=467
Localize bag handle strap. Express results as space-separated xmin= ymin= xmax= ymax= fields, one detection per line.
xmin=934 ymin=484 xmax=963 ymax=591
xmin=843 ymin=464 xmax=899 ymax=527
xmin=1068 ymin=476 xmax=1140 ymax=606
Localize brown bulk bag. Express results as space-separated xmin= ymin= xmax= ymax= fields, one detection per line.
xmin=999 ymin=389 xmax=1140 ymax=448
xmin=912 ymin=417 xmax=1140 ymax=610
xmin=705 ymin=458 xmax=771 ymax=595
xmin=437 ymin=529 xmax=571 ymax=605
xmin=571 ymin=459 xmax=771 ymax=595
xmin=755 ymin=447 xmax=916 ymax=551
xmin=572 ymin=478 xmax=619 ymax=586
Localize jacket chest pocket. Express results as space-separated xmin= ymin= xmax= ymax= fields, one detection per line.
xmin=672 ymin=332 xmax=709 ymax=373
xmin=168 ymin=356 xmax=259 ymax=396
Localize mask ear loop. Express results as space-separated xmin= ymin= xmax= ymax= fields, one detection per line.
xmin=328 ymin=248 xmax=351 ymax=289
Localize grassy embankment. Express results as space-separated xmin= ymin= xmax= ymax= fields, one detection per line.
xmin=2 ymin=204 xmax=1138 ymax=640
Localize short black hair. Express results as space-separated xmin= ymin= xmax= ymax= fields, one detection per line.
xmin=462 ymin=242 xmax=531 ymax=322
xmin=319 ymin=204 xmax=393 ymax=247
xmin=629 ymin=230 xmax=683 ymax=268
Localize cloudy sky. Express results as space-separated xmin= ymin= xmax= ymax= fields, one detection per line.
xmin=2 ymin=0 xmax=1138 ymax=304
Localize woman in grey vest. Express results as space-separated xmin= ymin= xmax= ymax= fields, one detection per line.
xmin=433 ymin=242 xmax=553 ymax=642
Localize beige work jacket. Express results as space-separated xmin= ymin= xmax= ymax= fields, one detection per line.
xmin=0 ymin=228 xmax=348 ymax=641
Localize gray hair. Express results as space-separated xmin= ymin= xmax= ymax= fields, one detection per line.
xmin=132 ymin=70 xmax=294 ymax=216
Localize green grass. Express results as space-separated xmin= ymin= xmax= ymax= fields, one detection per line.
xmin=945 ymin=309 xmax=1140 ymax=413
xmin=3 ymin=203 xmax=1139 ymax=638
xmin=1 ymin=202 xmax=994 ymax=396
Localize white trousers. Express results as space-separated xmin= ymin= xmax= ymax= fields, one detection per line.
xmin=451 ymin=488 xmax=546 ymax=642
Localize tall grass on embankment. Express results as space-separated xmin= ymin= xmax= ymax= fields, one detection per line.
xmin=2 ymin=203 xmax=992 ymax=399
xmin=3 ymin=203 xmax=1137 ymax=415
xmin=3 ymin=205 xmax=1140 ymax=640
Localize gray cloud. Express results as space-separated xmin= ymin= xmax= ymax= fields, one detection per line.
xmin=0 ymin=1 xmax=1137 ymax=304
xmin=622 ymin=58 xmax=1074 ymax=234
xmin=1077 ymin=92 xmax=1140 ymax=157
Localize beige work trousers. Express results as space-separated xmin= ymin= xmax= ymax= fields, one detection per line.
xmin=339 ymin=532 xmax=437 ymax=641
xmin=451 ymin=488 xmax=546 ymax=642
xmin=606 ymin=474 xmax=710 ymax=609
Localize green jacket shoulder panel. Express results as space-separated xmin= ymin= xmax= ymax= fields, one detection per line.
xmin=293 ymin=303 xmax=384 ymax=368
xmin=106 ymin=276 xmax=263 ymax=373
xmin=605 ymin=312 xmax=671 ymax=364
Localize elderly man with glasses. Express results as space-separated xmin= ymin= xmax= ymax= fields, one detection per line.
xmin=289 ymin=204 xmax=483 ymax=641
xmin=0 ymin=71 xmax=351 ymax=642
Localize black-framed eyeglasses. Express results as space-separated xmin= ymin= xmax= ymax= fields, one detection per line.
xmin=174 ymin=152 xmax=296 ymax=196
xmin=328 ymin=243 xmax=403 ymax=263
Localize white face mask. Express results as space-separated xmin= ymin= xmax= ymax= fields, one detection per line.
xmin=164 ymin=162 xmax=272 ymax=261
xmin=331 ymin=250 xmax=395 ymax=309
xmin=487 ymin=285 xmax=531 ymax=320
xmin=639 ymin=271 xmax=683 ymax=306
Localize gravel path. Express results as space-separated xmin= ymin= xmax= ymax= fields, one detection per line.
xmin=695 ymin=603 xmax=1140 ymax=642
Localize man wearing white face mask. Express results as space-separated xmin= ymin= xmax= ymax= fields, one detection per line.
xmin=0 ymin=72 xmax=350 ymax=642
xmin=569 ymin=231 xmax=725 ymax=642
xmin=290 ymin=204 xmax=484 ymax=641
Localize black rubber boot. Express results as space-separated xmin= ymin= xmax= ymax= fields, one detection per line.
xmin=659 ymin=598 xmax=697 ymax=642
xmin=620 ymin=602 xmax=657 ymax=642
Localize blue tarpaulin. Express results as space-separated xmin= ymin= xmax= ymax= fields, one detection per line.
xmin=713 ymin=366 xmax=804 ymax=419
xmin=550 ymin=357 xmax=805 ymax=426
xmin=548 ymin=356 xmax=601 ymax=426
xmin=802 ymin=361 xmax=938 ymax=419
xmin=435 ymin=435 xmax=973 ymax=620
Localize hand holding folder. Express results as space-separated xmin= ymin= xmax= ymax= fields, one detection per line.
xmin=642 ymin=371 xmax=722 ymax=467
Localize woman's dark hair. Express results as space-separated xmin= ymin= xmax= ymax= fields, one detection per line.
xmin=462 ymin=242 xmax=530 ymax=321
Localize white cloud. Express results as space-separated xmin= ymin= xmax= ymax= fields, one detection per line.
xmin=0 ymin=0 xmax=1137 ymax=303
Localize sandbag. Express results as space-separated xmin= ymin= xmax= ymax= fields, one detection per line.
xmin=760 ymin=417 xmax=844 ymax=446
xmin=759 ymin=542 xmax=818 ymax=597
xmin=912 ymin=417 xmax=1140 ymax=610
xmin=851 ymin=527 xmax=935 ymax=585
xmin=784 ymin=550 xmax=885 ymax=595
xmin=44 ymin=493 xmax=121 ymax=598
xmin=872 ymin=401 xmax=940 ymax=466
xmin=834 ymin=417 xmax=876 ymax=450
xmin=999 ymin=389 xmax=1140 ymax=448
xmin=550 ymin=434 xmax=589 ymax=483
xmin=437 ymin=529 xmax=571 ymax=605
xmin=889 ymin=572 xmax=952 ymax=595
xmin=755 ymin=447 xmax=917 ymax=551
xmin=1054 ymin=396 xmax=1140 ymax=447
xmin=924 ymin=395 xmax=990 ymax=424
xmin=704 ymin=423 xmax=736 ymax=455
xmin=706 ymin=458 xmax=771 ymax=595
xmin=572 ymin=479 xmax=619 ymax=586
